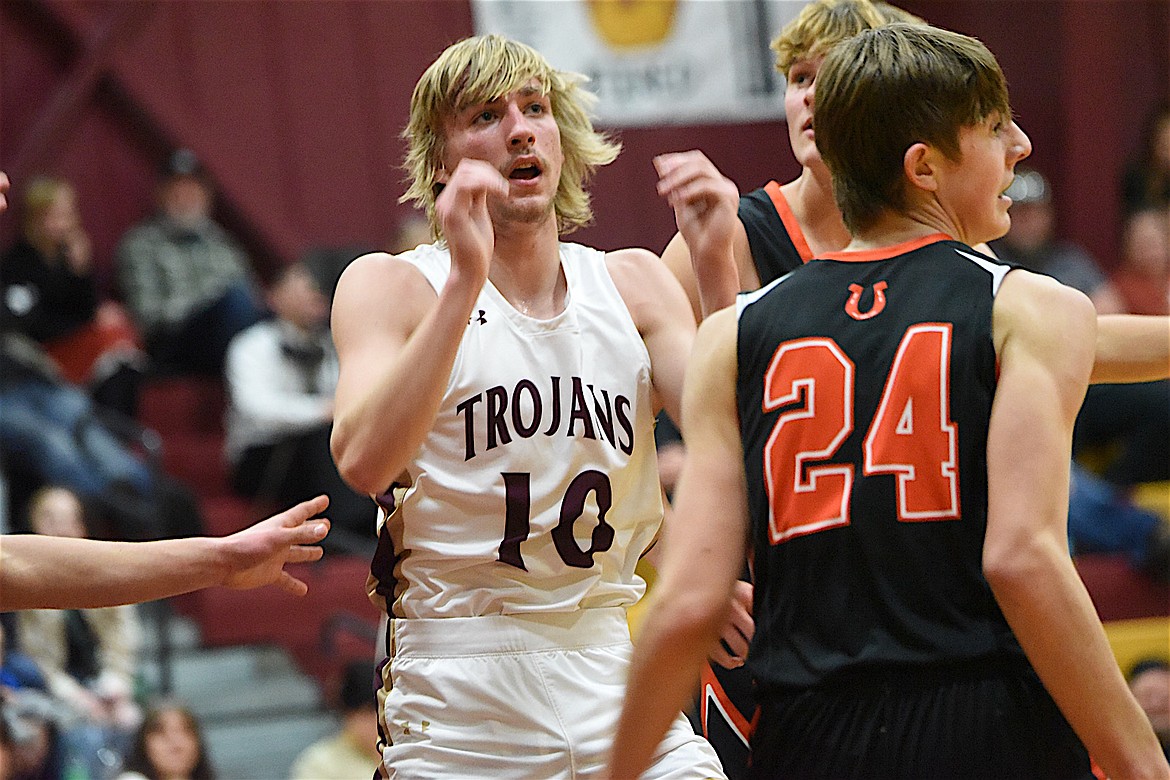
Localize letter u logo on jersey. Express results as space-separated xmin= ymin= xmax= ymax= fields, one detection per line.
xmin=844 ymin=281 xmax=888 ymax=321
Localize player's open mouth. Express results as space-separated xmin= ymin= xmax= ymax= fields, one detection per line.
xmin=509 ymin=160 xmax=542 ymax=180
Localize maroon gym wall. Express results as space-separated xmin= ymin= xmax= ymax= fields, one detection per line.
xmin=2 ymin=0 xmax=1167 ymax=286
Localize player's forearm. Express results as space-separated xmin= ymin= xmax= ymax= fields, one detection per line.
xmin=661 ymin=233 xmax=704 ymax=323
xmin=0 ymin=535 xmax=225 ymax=610
xmin=986 ymin=539 xmax=1168 ymax=778
xmin=607 ymin=594 xmax=724 ymax=779
xmin=332 ymin=276 xmax=479 ymax=495
xmin=1091 ymin=314 xmax=1170 ymax=384
xmin=693 ymin=245 xmax=740 ymax=320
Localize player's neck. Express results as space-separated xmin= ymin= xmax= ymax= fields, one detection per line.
xmin=843 ymin=210 xmax=953 ymax=252
xmin=784 ymin=168 xmax=850 ymax=255
xmin=489 ymin=221 xmax=567 ymax=318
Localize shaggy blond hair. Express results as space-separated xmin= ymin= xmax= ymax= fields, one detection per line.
xmin=400 ymin=35 xmax=620 ymax=240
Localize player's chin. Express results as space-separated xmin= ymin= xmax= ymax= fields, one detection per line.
xmin=985 ymin=204 xmax=1012 ymax=242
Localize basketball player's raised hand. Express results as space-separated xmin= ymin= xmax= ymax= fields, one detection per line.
xmin=654 ymin=151 xmax=739 ymax=278
xmin=436 ymin=159 xmax=509 ymax=286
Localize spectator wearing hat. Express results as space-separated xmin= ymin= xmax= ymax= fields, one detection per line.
xmin=989 ymin=166 xmax=1127 ymax=313
xmin=115 ymin=150 xmax=265 ymax=375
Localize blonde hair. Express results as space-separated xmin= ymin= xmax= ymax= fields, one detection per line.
xmin=400 ymin=35 xmax=620 ymax=240
xmin=771 ymin=0 xmax=925 ymax=77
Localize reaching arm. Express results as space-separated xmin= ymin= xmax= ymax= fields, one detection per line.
xmin=983 ymin=271 xmax=1169 ymax=779
xmin=0 ymin=496 xmax=331 ymax=611
xmin=654 ymin=151 xmax=742 ymax=322
xmin=331 ymin=161 xmax=504 ymax=496
xmin=606 ymin=309 xmax=749 ymax=779
xmin=1090 ymin=314 xmax=1170 ymax=384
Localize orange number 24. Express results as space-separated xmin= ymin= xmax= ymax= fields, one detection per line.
xmin=762 ymin=325 xmax=959 ymax=545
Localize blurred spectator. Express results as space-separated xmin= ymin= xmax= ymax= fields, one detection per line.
xmin=0 ymin=334 xmax=204 ymax=540
xmin=1069 ymin=461 xmax=1170 ymax=583
xmin=300 ymin=245 xmax=373 ymax=305
xmin=0 ymin=176 xmax=145 ymax=417
xmin=116 ymin=701 xmax=215 ymax=780
xmin=1075 ymin=373 xmax=1170 ymax=488
xmin=387 ymin=214 xmax=432 ymax=255
xmin=14 ymin=486 xmax=142 ymax=779
xmin=116 ymin=150 xmax=265 ymax=376
xmin=288 ymin=661 xmax=379 ymax=780
xmin=989 ymin=166 xmax=1126 ymax=313
xmin=224 ymin=262 xmax=373 ymax=554
xmin=0 ymin=621 xmax=59 ymax=780
xmin=1127 ymin=658 xmax=1170 ymax=761
xmin=1122 ymin=103 xmax=1170 ymax=212
xmin=1111 ymin=204 xmax=1170 ymax=316
xmin=1073 ymin=204 xmax=1170 ymax=487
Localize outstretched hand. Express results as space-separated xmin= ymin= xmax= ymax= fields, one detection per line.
xmin=710 ymin=579 xmax=754 ymax=669
xmin=219 ymin=495 xmax=331 ymax=595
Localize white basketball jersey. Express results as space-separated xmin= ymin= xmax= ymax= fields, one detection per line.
xmin=373 ymin=241 xmax=662 ymax=619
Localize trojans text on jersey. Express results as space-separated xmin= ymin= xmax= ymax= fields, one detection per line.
xmin=455 ymin=375 xmax=635 ymax=461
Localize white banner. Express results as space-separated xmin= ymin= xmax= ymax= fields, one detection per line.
xmin=471 ymin=0 xmax=803 ymax=127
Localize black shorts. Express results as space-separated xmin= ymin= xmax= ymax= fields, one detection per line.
xmin=688 ymin=661 xmax=757 ymax=780
xmin=749 ymin=658 xmax=1094 ymax=780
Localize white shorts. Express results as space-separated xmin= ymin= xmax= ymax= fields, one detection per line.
xmin=381 ymin=608 xmax=726 ymax=779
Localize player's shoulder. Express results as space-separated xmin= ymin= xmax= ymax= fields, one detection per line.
xmin=999 ymin=266 xmax=1094 ymax=314
xmin=602 ymin=246 xmax=674 ymax=291
xmin=602 ymin=245 xmax=691 ymax=312
xmin=336 ymin=247 xmax=439 ymax=297
xmin=332 ymin=247 xmax=443 ymax=337
xmin=995 ymin=267 xmax=1096 ymax=349
xmin=603 ymin=245 xmax=659 ymax=271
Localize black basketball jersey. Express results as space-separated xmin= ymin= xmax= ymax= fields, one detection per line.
xmin=689 ymin=182 xmax=815 ymax=776
xmin=739 ymin=181 xmax=813 ymax=283
xmin=737 ymin=234 xmax=1027 ymax=691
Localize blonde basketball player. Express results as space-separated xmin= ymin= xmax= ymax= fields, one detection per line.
xmin=330 ymin=35 xmax=727 ymax=779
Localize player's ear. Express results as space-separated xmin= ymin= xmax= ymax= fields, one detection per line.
xmin=904 ymin=142 xmax=939 ymax=194
xmin=433 ymin=163 xmax=450 ymax=199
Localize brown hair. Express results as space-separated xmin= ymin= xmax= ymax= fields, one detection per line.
xmin=814 ymin=23 xmax=1012 ymax=232
xmin=123 ymin=701 xmax=216 ymax=780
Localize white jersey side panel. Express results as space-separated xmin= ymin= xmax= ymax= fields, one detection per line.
xmin=376 ymin=242 xmax=661 ymax=618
